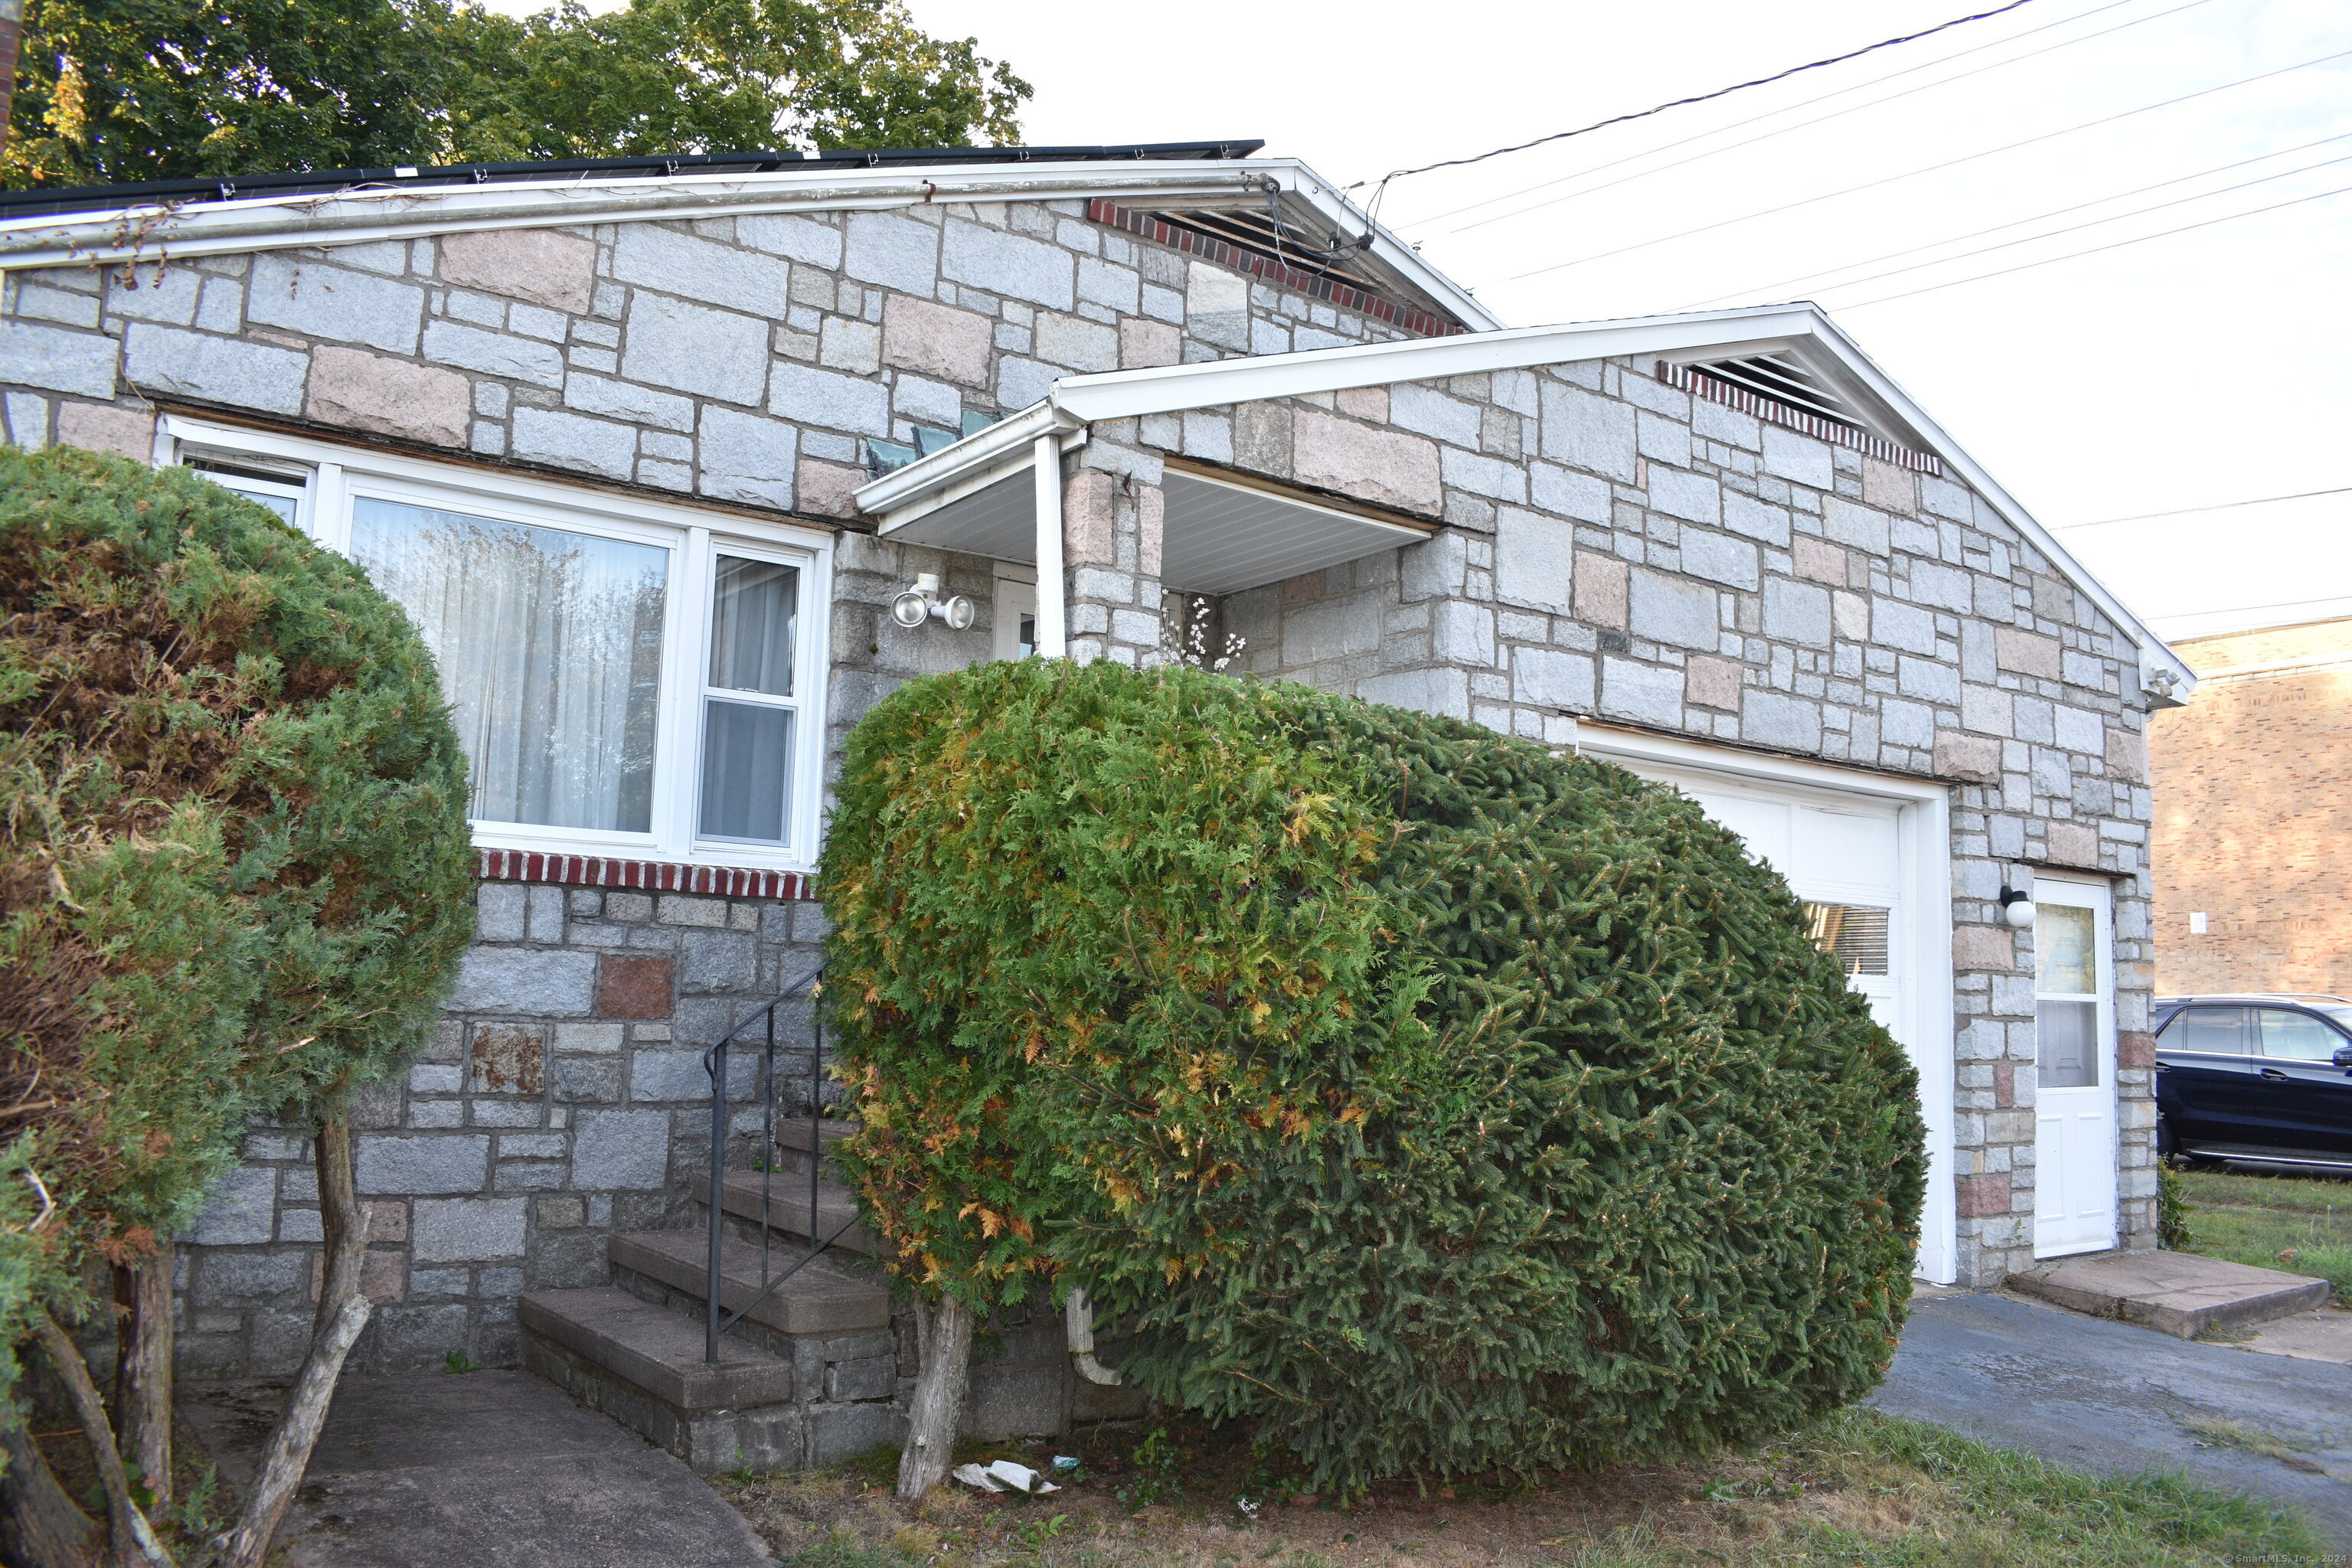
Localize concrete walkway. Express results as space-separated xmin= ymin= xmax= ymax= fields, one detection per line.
xmin=1876 ymin=1289 xmax=2352 ymax=1544
xmin=183 ymin=1371 xmax=772 ymax=1568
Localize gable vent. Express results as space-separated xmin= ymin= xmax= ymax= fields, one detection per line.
xmin=1661 ymin=354 xmax=1942 ymax=475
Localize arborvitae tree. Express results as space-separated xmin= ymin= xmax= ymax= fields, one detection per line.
xmin=0 ymin=446 xmax=474 ymax=1566
xmin=824 ymin=658 xmax=1926 ymax=1499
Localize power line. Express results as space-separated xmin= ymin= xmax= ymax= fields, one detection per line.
xmin=2056 ymin=487 xmax=2352 ymax=529
xmin=1422 ymin=0 xmax=2204 ymax=240
xmin=1832 ymin=180 xmax=2352 ymax=308
xmin=1346 ymin=0 xmax=2044 ymax=207
xmin=1507 ymin=46 xmax=2352 ymax=283
xmin=1682 ymin=136 xmax=2352 ymax=309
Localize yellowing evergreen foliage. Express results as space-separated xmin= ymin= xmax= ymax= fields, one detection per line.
xmin=825 ymin=659 xmax=1925 ymax=1494
xmin=0 ymin=446 xmax=474 ymax=1396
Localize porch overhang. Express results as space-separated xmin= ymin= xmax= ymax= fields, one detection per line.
xmin=854 ymin=406 xmax=1432 ymax=596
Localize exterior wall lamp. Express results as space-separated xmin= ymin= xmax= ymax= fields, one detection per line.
xmin=2000 ymin=864 xmax=2037 ymax=930
xmin=890 ymin=573 xmax=975 ymax=632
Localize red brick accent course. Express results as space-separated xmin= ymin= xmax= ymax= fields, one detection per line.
xmin=1086 ymin=200 xmax=1465 ymax=339
xmin=478 ymin=849 xmax=813 ymax=900
xmin=598 ymin=956 xmax=675 ymax=1019
xmin=1956 ymin=1173 xmax=2011 ymax=1219
xmin=2118 ymin=1031 xmax=2157 ymax=1070
xmin=1993 ymin=1060 xmax=2014 ymax=1109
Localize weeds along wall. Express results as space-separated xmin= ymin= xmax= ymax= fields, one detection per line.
xmin=0 ymin=446 xmax=475 ymax=1393
xmin=822 ymin=659 xmax=1927 ymax=1494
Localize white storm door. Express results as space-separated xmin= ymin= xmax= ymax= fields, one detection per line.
xmin=2033 ymin=877 xmax=2118 ymax=1258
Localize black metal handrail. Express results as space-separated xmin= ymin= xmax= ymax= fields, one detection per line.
xmin=702 ymin=959 xmax=835 ymax=1364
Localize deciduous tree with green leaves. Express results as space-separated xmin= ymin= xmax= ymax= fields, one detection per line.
xmin=4 ymin=0 xmax=1027 ymax=188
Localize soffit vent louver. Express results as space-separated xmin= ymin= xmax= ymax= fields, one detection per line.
xmin=1661 ymin=352 xmax=1942 ymax=475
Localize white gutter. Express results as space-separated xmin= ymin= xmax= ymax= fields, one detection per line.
xmin=0 ymin=156 xmax=1503 ymax=333
xmin=853 ymin=302 xmax=2193 ymax=700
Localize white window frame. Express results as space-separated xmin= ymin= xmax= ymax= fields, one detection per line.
xmin=161 ymin=416 xmax=835 ymax=874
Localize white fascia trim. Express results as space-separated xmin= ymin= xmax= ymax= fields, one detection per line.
xmin=0 ymin=156 xmax=1504 ymax=335
xmin=1572 ymin=722 xmax=1952 ymax=803
xmin=1253 ymin=161 xmax=1501 ymax=332
xmin=866 ymin=300 xmax=2187 ymax=698
xmin=854 ymin=400 xmax=1081 ymax=518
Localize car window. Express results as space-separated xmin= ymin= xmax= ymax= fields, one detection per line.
xmin=2259 ymin=1008 xmax=2344 ymax=1061
xmin=2164 ymin=1006 xmax=2250 ymax=1054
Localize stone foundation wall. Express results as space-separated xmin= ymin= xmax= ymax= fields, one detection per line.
xmin=177 ymin=879 xmax=832 ymax=1379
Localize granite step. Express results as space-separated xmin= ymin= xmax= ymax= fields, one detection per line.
xmin=520 ymin=1287 xmax=802 ymax=1474
xmin=2012 ymin=1250 xmax=2333 ymax=1339
xmin=771 ymin=1118 xmax=857 ymax=1177
xmin=610 ymin=1229 xmax=890 ymax=1338
xmin=690 ymin=1170 xmax=879 ymax=1257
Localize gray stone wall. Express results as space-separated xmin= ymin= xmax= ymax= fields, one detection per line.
xmin=1190 ymin=359 xmax=2157 ymax=1287
xmin=0 ymin=195 xmax=1441 ymax=1377
xmin=178 ymin=882 xmax=833 ymax=1377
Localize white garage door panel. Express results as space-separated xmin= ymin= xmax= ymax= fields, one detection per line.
xmin=1618 ymin=753 xmax=1951 ymax=1282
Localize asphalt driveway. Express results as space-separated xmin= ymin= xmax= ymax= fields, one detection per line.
xmin=1877 ymin=1289 xmax=2352 ymax=1544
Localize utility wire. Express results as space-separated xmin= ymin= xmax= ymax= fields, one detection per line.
xmin=1425 ymin=0 xmax=2203 ymax=240
xmin=1508 ymin=45 xmax=2352 ymax=282
xmin=1832 ymin=180 xmax=2352 ymax=309
xmin=2055 ymin=487 xmax=2352 ymax=528
xmin=1681 ymin=135 xmax=2352 ymax=309
xmin=1346 ymin=0 xmax=2043 ymax=207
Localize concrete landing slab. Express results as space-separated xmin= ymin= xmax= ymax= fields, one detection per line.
xmin=183 ymin=1370 xmax=773 ymax=1568
xmin=2013 ymin=1248 xmax=2331 ymax=1338
xmin=2243 ymin=1309 xmax=2352 ymax=1365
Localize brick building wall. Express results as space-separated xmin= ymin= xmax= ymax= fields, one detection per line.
xmin=2150 ymin=616 xmax=2352 ymax=997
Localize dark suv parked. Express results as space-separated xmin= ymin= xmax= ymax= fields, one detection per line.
xmin=2154 ymin=994 xmax=2352 ymax=1168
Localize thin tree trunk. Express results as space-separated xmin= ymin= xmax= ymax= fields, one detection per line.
xmin=113 ymin=1246 xmax=174 ymax=1512
xmin=31 ymin=1309 xmax=173 ymax=1568
xmin=213 ymin=1119 xmax=370 ymax=1568
xmin=895 ymin=1294 xmax=973 ymax=1504
xmin=0 ymin=1409 xmax=100 ymax=1568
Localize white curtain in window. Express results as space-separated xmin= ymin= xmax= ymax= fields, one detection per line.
xmin=351 ymin=497 xmax=668 ymax=832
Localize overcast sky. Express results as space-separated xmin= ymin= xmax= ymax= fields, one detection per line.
xmin=496 ymin=0 xmax=2352 ymax=640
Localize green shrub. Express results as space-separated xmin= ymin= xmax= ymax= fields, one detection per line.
xmin=824 ymin=658 xmax=1925 ymax=1496
xmin=0 ymin=445 xmax=475 ymax=1390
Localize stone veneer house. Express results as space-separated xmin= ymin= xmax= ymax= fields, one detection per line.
xmin=0 ymin=141 xmax=2194 ymax=1466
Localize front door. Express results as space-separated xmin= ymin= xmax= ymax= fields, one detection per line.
xmin=2034 ymin=878 xmax=2118 ymax=1257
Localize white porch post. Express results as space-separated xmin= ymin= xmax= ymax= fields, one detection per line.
xmin=1033 ymin=433 xmax=1067 ymax=658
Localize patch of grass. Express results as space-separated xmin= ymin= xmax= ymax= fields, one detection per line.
xmin=2177 ymin=1416 xmax=2322 ymax=1465
xmin=2173 ymin=1168 xmax=2352 ymax=1302
xmin=717 ymin=1406 xmax=2321 ymax=1567
xmin=443 ymin=1350 xmax=481 ymax=1374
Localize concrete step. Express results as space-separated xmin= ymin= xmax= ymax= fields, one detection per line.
xmin=610 ymin=1230 xmax=890 ymax=1338
xmin=520 ymin=1288 xmax=793 ymax=1410
xmin=521 ymin=1287 xmax=802 ymax=1475
xmin=771 ymin=1118 xmax=857 ymax=1177
xmin=2012 ymin=1249 xmax=2333 ymax=1339
xmin=690 ymin=1170 xmax=879 ymax=1257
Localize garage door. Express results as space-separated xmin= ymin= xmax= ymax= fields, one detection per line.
xmin=1615 ymin=754 xmax=1952 ymax=1283
xmin=1628 ymin=765 xmax=1906 ymax=1034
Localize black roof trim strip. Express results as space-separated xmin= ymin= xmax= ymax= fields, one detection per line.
xmin=0 ymin=140 xmax=1269 ymax=221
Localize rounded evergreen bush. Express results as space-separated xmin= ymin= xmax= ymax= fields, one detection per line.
xmin=825 ymin=658 xmax=1925 ymax=1494
xmin=0 ymin=446 xmax=475 ymax=1389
